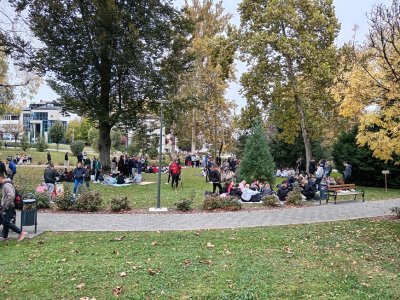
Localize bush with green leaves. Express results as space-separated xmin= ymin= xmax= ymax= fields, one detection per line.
xmin=110 ymin=196 xmax=131 ymax=212
xmin=36 ymin=135 xmax=48 ymax=152
xmin=203 ymin=196 xmax=242 ymax=211
xmin=262 ymin=195 xmax=280 ymax=207
xmin=75 ymin=188 xmax=102 ymax=212
xmin=175 ymin=200 xmax=193 ymax=211
xmin=70 ymin=140 xmax=85 ymax=156
xmin=20 ymin=134 xmax=30 ymax=151
xmin=54 ymin=187 xmax=75 ymax=211
xmin=33 ymin=192 xmax=51 ymax=209
xmin=285 ymin=187 xmax=303 ymax=205
xmin=332 ymin=126 xmax=400 ymax=188
xmin=239 ymin=123 xmax=275 ymax=183
xmin=391 ymin=207 xmax=400 ymax=218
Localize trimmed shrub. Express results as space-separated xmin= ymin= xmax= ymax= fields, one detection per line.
xmin=176 ymin=200 xmax=193 ymax=212
xmin=286 ymin=187 xmax=303 ymax=205
xmin=110 ymin=196 xmax=131 ymax=212
xmin=391 ymin=207 xmax=400 ymax=218
xmin=20 ymin=134 xmax=30 ymax=151
xmin=70 ymin=140 xmax=85 ymax=156
xmin=75 ymin=188 xmax=102 ymax=212
xmin=54 ymin=187 xmax=75 ymax=211
xmin=36 ymin=135 xmax=48 ymax=152
xmin=203 ymin=196 xmax=242 ymax=211
xmin=262 ymin=195 xmax=280 ymax=207
xmin=34 ymin=192 xmax=51 ymax=209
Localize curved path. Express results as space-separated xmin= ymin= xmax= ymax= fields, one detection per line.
xmin=16 ymin=199 xmax=400 ymax=236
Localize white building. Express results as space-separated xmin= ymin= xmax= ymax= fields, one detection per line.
xmin=1 ymin=100 xmax=79 ymax=143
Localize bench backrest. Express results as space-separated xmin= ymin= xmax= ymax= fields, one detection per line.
xmin=328 ymin=184 xmax=356 ymax=191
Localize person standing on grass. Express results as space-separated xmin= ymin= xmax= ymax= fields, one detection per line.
xmin=92 ymin=157 xmax=102 ymax=183
xmin=0 ymin=176 xmax=27 ymax=241
xmin=344 ymin=162 xmax=352 ymax=184
xmin=170 ymin=160 xmax=181 ymax=189
xmin=44 ymin=164 xmax=60 ymax=203
xmin=73 ymin=162 xmax=85 ymax=194
xmin=84 ymin=165 xmax=91 ymax=189
xmin=64 ymin=152 xmax=69 ymax=167
xmin=208 ymin=166 xmax=222 ymax=194
xmin=47 ymin=151 xmax=52 ymax=165
xmin=77 ymin=151 xmax=83 ymax=164
xmin=6 ymin=158 xmax=16 ymax=181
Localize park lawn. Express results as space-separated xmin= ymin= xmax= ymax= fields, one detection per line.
xmin=0 ymin=219 xmax=399 ymax=299
xmin=13 ymin=167 xmax=400 ymax=209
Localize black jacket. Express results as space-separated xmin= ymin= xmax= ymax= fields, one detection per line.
xmin=44 ymin=168 xmax=60 ymax=184
xmin=208 ymin=170 xmax=221 ymax=183
xmin=73 ymin=167 xmax=85 ymax=180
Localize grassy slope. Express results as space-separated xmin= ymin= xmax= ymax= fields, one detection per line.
xmin=0 ymin=219 xmax=399 ymax=299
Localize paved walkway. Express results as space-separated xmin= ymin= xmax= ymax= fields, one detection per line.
xmin=14 ymin=199 xmax=400 ymax=236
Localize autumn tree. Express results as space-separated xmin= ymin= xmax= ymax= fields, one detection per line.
xmin=13 ymin=0 xmax=191 ymax=169
xmin=334 ymin=0 xmax=400 ymax=162
xmin=1 ymin=121 xmax=23 ymax=147
xmin=239 ymin=0 xmax=340 ymax=173
xmin=166 ymin=0 xmax=235 ymax=156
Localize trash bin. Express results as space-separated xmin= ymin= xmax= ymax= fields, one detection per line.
xmin=320 ymin=182 xmax=328 ymax=200
xmin=21 ymin=198 xmax=37 ymax=233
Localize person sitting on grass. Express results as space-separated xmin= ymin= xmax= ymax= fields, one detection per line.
xmin=241 ymin=184 xmax=262 ymax=202
xmin=277 ymin=182 xmax=290 ymax=201
xmin=261 ymin=182 xmax=274 ymax=197
xmin=301 ymin=179 xmax=315 ymax=200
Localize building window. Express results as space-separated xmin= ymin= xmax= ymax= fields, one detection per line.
xmin=32 ymin=112 xmax=48 ymax=120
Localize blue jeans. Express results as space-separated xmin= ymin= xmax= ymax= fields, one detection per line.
xmin=73 ymin=178 xmax=83 ymax=193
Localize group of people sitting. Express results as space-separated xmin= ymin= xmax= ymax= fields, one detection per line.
xmin=10 ymin=153 xmax=33 ymax=165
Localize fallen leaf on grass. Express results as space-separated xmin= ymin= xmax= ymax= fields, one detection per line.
xmin=80 ymin=297 xmax=96 ymax=300
xmin=206 ymin=242 xmax=215 ymax=248
xmin=112 ymin=286 xmax=123 ymax=297
xmin=111 ymin=236 xmax=125 ymax=241
xmin=183 ymin=260 xmax=192 ymax=266
xmin=120 ymin=272 xmax=127 ymax=277
xmin=199 ymin=260 xmax=213 ymax=265
xmin=151 ymin=241 xmax=158 ymax=246
xmin=147 ymin=268 xmax=162 ymax=276
xmin=76 ymin=283 xmax=85 ymax=290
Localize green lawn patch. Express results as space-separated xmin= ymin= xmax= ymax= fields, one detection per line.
xmin=0 ymin=219 xmax=399 ymax=299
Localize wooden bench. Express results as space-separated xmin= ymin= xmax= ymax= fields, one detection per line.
xmin=326 ymin=184 xmax=365 ymax=204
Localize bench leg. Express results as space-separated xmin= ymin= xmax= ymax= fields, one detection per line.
xmin=334 ymin=194 xmax=337 ymax=205
xmin=354 ymin=194 xmax=357 ymax=201
xmin=362 ymin=193 xmax=365 ymax=202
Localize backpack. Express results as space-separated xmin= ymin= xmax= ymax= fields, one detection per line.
xmin=5 ymin=182 xmax=22 ymax=210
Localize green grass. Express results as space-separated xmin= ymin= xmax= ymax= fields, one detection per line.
xmin=12 ymin=167 xmax=400 ymax=210
xmin=0 ymin=219 xmax=399 ymax=299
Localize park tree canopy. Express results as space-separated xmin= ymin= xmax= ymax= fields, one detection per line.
xmin=12 ymin=0 xmax=191 ymax=168
xmin=239 ymin=0 xmax=340 ymax=173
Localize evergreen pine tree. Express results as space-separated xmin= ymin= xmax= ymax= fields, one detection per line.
xmin=239 ymin=124 xmax=275 ymax=183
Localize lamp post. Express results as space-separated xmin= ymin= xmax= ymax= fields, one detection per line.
xmin=149 ymin=99 xmax=169 ymax=212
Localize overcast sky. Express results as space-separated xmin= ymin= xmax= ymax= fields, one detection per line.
xmin=33 ymin=0 xmax=392 ymax=109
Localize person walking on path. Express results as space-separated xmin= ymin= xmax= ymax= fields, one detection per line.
xmin=6 ymin=158 xmax=16 ymax=181
xmin=0 ymin=176 xmax=27 ymax=241
xmin=73 ymin=162 xmax=85 ymax=194
xmin=64 ymin=152 xmax=69 ymax=167
xmin=44 ymin=164 xmax=60 ymax=203
xmin=47 ymin=151 xmax=52 ymax=165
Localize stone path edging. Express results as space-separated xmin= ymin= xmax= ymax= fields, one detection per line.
xmin=15 ymin=199 xmax=400 ymax=236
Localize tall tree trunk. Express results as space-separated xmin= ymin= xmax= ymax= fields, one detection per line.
xmin=281 ymin=23 xmax=313 ymax=173
xmin=191 ymin=108 xmax=196 ymax=153
xmin=98 ymin=122 xmax=112 ymax=171
xmin=171 ymin=121 xmax=176 ymax=157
